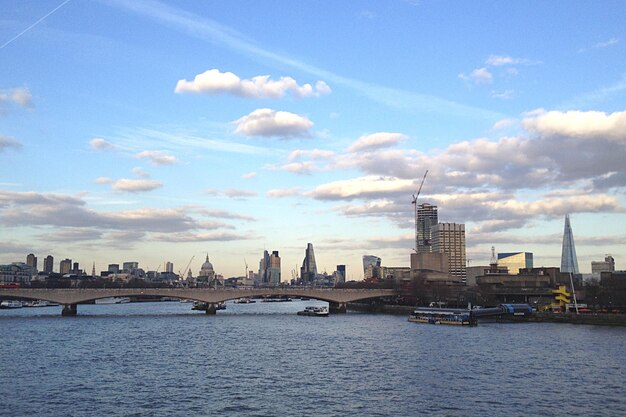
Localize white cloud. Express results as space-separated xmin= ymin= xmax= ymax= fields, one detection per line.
xmin=0 ymin=87 xmax=32 ymax=108
xmin=95 ymin=177 xmax=113 ymax=184
xmin=112 ymin=179 xmax=163 ymax=192
xmin=492 ymin=118 xmax=516 ymax=130
xmin=458 ymin=67 xmax=493 ymax=85
xmin=233 ymin=108 xmax=313 ymax=138
xmin=485 ymin=55 xmax=538 ymax=67
xmin=223 ymin=189 xmax=257 ymax=198
xmin=132 ymin=167 xmax=150 ymax=178
xmin=135 ymin=150 xmax=177 ymax=165
xmin=90 ymin=137 xmax=117 ymax=150
xmin=490 ymin=90 xmax=515 ymax=100
xmin=308 ymin=176 xmax=416 ymax=200
xmin=594 ymin=38 xmax=619 ymax=49
xmin=241 ymin=171 xmax=257 ymax=179
xmin=347 ymin=132 xmax=407 ymax=152
xmin=266 ymin=188 xmax=301 ymax=198
xmin=522 ymin=109 xmax=626 ymax=141
xmin=175 ymin=68 xmax=331 ymax=98
xmin=288 ymin=148 xmax=335 ymax=161
xmin=0 ymin=135 xmax=22 ymax=151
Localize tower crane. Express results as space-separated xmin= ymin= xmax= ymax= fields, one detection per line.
xmin=180 ymin=255 xmax=195 ymax=279
xmin=412 ymin=170 xmax=429 ymax=252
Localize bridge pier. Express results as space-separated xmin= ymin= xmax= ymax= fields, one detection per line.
xmin=61 ymin=304 xmax=77 ymax=316
xmin=329 ymin=302 xmax=347 ymax=314
xmin=205 ymin=303 xmax=217 ymax=315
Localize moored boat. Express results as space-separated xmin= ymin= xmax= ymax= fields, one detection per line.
xmin=192 ymin=301 xmax=226 ymax=310
xmin=408 ymin=307 xmax=474 ymax=326
xmin=234 ymin=297 xmax=256 ymax=304
xmin=297 ymin=306 xmax=329 ymax=317
xmin=0 ymin=300 xmax=23 ymax=309
xmin=95 ymin=297 xmax=131 ymax=304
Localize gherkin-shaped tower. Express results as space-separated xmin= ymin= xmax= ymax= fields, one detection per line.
xmin=560 ymin=214 xmax=579 ymax=274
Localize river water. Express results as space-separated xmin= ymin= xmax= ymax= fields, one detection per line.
xmin=1 ymin=300 xmax=624 ymax=417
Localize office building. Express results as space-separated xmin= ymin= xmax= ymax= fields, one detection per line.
xmin=123 ymin=262 xmax=139 ymax=273
xmin=560 ymin=214 xmax=579 ymax=274
xmin=269 ymin=251 xmax=281 ymax=285
xmin=60 ymin=258 xmax=72 ymax=275
xmin=336 ymin=265 xmax=346 ymax=283
xmin=363 ymin=255 xmax=381 ymax=280
xmin=26 ymin=253 xmax=37 ymax=270
xmin=300 ymin=243 xmax=318 ymax=284
xmin=108 ymin=264 xmax=120 ymax=273
xmin=44 ymin=255 xmax=54 ymax=273
xmin=165 ymin=261 xmax=174 ymax=273
xmin=497 ymin=252 xmax=533 ymax=275
xmin=416 ymin=203 xmax=438 ymax=252
xmin=432 ymin=223 xmax=466 ymax=283
xmin=592 ymin=255 xmax=615 ymax=275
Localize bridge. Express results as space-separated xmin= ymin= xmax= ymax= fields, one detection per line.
xmin=0 ymin=288 xmax=397 ymax=316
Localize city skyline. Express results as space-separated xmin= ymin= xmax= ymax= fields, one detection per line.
xmin=2 ymin=1 xmax=626 ymax=278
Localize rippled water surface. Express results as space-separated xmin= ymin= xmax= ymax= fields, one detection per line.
xmin=1 ymin=301 xmax=624 ymax=416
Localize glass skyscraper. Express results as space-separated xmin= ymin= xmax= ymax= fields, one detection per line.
xmin=560 ymin=214 xmax=579 ymax=274
xmin=417 ymin=203 xmax=438 ymax=252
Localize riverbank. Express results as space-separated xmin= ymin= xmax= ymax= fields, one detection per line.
xmin=348 ymin=303 xmax=626 ymax=326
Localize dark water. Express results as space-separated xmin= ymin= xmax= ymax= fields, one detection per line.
xmin=1 ymin=300 xmax=624 ymax=417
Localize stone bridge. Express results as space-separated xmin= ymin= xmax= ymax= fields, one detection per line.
xmin=0 ymin=288 xmax=397 ymax=315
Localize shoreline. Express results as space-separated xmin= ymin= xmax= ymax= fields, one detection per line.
xmin=348 ymin=303 xmax=626 ymax=326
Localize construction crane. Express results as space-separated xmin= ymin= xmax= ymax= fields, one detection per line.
xmin=244 ymin=258 xmax=248 ymax=279
xmin=411 ymin=170 xmax=429 ymax=252
xmin=180 ymin=255 xmax=195 ymax=279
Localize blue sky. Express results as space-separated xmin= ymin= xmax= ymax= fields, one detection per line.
xmin=1 ymin=0 xmax=625 ymax=278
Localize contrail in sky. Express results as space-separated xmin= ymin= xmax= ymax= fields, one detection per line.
xmin=0 ymin=0 xmax=72 ymax=49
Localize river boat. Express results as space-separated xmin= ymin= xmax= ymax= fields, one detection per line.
xmin=95 ymin=297 xmax=131 ymax=305
xmin=192 ymin=301 xmax=226 ymax=311
xmin=262 ymin=297 xmax=292 ymax=302
xmin=0 ymin=300 xmax=23 ymax=309
xmin=408 ymin=307 xmax=473 ymax=326
xmin=234 ymin=297 xmax=256 ymax=304
xmin=297 ymin=306 xmax=329 ymax=317
xmin=23 ymin=300 xmax=57 ymax=307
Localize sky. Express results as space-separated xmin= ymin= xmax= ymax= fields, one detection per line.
xmin=1 ymin=0 xmax=625 ymax=279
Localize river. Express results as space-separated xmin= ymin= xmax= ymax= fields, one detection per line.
xmin=1 ymin=300 xmax=624 ymax=416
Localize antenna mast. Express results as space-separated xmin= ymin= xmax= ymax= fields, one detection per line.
xmin=412 ymin=170 xmax=429 ymax=252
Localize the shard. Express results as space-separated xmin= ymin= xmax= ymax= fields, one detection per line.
xmin=560 ymin=214 xmax=579 ymax=274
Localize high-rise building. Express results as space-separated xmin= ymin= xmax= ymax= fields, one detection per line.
xmin=72 ymin=262 xmax=80 ymax=274
xmin=336 ymin=265 xmax=346 ymax=283
xmin=432 ymin=223 xmax=466 ymax=282
xmin=26 ymin=253 xmax=37 ymax=270
xmin=497 ymin=252 xmax=533 ymax=275
xmin=362 ymin=255 xmax=381 ymax=280
xmin=123 ymin=262 xmax=139 ymax=272
xmin=108 ymin=264 xmax=120 ymax=273
xmin=44 ymin=255 xmax=54 ymax=273
xmin=165 ymin=261 xmax=174 ymax=273
xmin=269 ymin=251 xmax=281 ymax=285
xmin=560 ymin=214 xmax=579 ymax=274
xmin=59 ymin=258 xmax=72 ymax=274
xmin=591 ymin=255 xmax=615 ymax=274
xmin=416 ymin=203 xmax=438 ymax=252
xmin=259 ymin=250 xmax=271 ymax=284
xmin=300 ymin=243 xmax=318 ymax=284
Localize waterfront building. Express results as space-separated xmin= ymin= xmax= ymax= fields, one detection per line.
xmin=108 ymin=264 xmax=120 ymax=273
xmin=431 ymin=223 xmax=466 ymax=283
xmin=416 ymin=203 xmax=438 ymax=253
xmin=497 ymin=252 xmax=533 ymax=275
xmin=592 ymin=255 xmax=615 ymax=275
xmin=44 ymin=255 xmax=54 ymax=273
xmin=59 ymin=258 xmax=72 ymax=275
xmin=26 ymin=253 xmax=37 ymax=270
xmin=560 ymin=214 xmax=579 ymax=274
xmin=300 ymin=243 xmax=318 ymax=284
xmin=0 ymin=263 xmax=32 ymax=284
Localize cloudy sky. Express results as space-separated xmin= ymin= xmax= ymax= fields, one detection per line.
xmin=2 ymin=0 xmax=625 ymax=278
